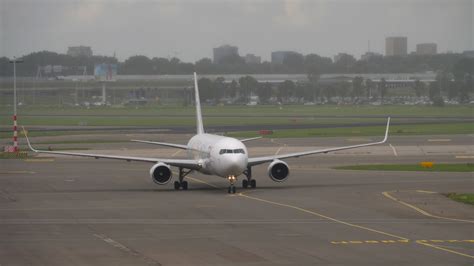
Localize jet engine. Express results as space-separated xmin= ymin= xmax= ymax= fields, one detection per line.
xmin=267 ymin=160 xmax=290 ymax=182
xmin=149 ymin=163 xmax=172 ymax=185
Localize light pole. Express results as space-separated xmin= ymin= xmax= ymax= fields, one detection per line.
xmin=9 ymin=57 xmax=23 ymax=152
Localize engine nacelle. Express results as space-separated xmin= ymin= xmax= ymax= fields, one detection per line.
xmin=267 ymin=160 xmax=290 ymax=182
xmin=149 ymin=163 xmax=172 ymax=185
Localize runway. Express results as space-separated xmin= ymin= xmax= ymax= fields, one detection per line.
xmin=0 ymin=134 xmax=473 ymax=265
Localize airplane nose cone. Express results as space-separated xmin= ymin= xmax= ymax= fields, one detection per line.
xmin=225 ymin=155 xmax=246 ymax=175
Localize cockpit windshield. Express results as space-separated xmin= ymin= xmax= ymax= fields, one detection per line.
xmin=219 ymin=149 xmax=245 ymax=155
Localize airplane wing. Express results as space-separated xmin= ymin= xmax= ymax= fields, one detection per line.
xmin=240 ymin=136 xmax=262 ymax=143
xmin=247 ymin=117 xmax=390 ymax=167
xmin=23 ymin=128 xmax=202 ymax=170
xmin=131 ymin=139 xmax=188 ymax=150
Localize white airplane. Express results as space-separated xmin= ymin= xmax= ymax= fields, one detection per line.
xmin=24 ymin=73 xmax=390 ymax=194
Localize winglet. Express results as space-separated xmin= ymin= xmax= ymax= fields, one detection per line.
xmin=21 ymin=126 xmax=38 ymax=152
xmin=194 ymin=72 xmax=205 ymax=135
xmin=382 ymin=117 xmax=390 ymax=143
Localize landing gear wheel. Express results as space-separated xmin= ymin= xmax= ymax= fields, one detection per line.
xmin=228 ymin=185 xmax=236 ymax=194
xmin=242 ymin=179 xmax=248 ymax=189
xmin=181 ymin=181 xmax=188 ymax=190
xmin=174 ymin=181 xmax=180 ymax=190
xmin=250 ymin=179 xmax=256 ymax=188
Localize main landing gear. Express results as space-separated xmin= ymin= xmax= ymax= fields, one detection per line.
xmin=242 ymin=166 xmax=256 ymax=189
xmin=174 ymin=167 xmax=192 ymax=191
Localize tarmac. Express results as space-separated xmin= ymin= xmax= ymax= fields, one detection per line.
xmin=0 ymin=134 xmax=473 ymax=265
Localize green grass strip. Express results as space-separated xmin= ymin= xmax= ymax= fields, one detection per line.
xmin=446 ymin=193 xmax=474 ymax=205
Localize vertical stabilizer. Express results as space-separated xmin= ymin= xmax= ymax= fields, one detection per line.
xmin=194 ymin=72 xmax=205 ymax=134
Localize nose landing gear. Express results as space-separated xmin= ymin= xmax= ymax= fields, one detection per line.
xmin=227 ymin=175 xmax=237 ymax=194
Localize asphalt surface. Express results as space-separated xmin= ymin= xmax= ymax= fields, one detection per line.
xmin=0 ymin=134 xmax=473 ymax=265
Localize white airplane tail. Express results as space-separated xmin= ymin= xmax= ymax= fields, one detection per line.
xmin=194 ymin=72 xmax=205 ymax=135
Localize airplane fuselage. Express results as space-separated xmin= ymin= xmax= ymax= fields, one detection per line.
xmin=187 ymin=134 xmax=248 ymax=178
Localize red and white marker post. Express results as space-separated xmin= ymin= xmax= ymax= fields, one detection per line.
xmin=9 ymin=58 xmax=23 ymax=153
xmin=13 ymin=115 xmax=18 ymax=152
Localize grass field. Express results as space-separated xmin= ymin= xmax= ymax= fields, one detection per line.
xmin=445 ymin=193 xmax=474 ymax=205
xmin=1 ymin=105 xmax=472 ymax=138
xmin=334 ymin=163 xmax=474 ymax=172
xmin=1 ymin=122 xmax=471 ymax=139
xmin=1 ymin=104 xmax=473 ymax=117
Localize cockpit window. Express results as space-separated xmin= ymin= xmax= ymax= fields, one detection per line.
xmin=219 ymin=149 xmax=245 ymax=154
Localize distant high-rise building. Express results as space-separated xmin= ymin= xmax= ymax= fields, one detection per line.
xmin=244 ymin=54 xmax=261 ymax=64
xmin=385 ymin=37 xmax=407 ymax=56
xmin=67 ymin=46 xmax=93 ymax=57
xmin=213 ymin=45 xmax=239 ymax=64
xmin=416 ymin=43 xmax=437 ymax=55
xmin=271 ymin=51 xmax=302 ymax=64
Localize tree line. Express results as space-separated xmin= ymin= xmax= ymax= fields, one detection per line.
xmin=195 ymin=60 xmax=473 ymax=105
xmin=0 ymin=50 xmax=471 ymax=77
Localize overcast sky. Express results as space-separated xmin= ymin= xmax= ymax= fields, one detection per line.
xmin=1 ymin=0 xmax=472 ymax=62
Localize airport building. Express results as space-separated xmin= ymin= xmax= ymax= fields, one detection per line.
xmin=385 ymin=37 xmax=408 ymax=56
xmin=67 ymin=46 xmax=93 ymax=57
xmin=0 ymin=72 xmax=438 ymax=107
xmin=462 ymin=50 xmax=474 ymax=58
xmin=213 ymin=45 xmax=239 ymax=64
xmin=245 ymin=54 xmax=261 ymax=64
xmin=271 ymin=51 xmax=302 ymax=64
xmin=416 ymin=43 xmax=437 ymax=55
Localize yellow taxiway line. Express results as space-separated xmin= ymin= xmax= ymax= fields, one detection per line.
xmin=0 ymin=171 xmax=36 ymax=174
xmin=187 ymin=175 xmax=474 ymax=259
xmin=237 ymin=192 xmax=408 ymax=240
xmin=331 ymin=239 xmax=474 ymax=245
xmin=382 ymin=191 xmax=474 ymax=224
xmin=24 ymin=158 xmax=55 ymax=162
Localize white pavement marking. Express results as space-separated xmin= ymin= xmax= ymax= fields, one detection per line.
xmin=94 ymin=234 xmax=134 ymax=253
xmin=428 ymin=139 xmax=451 ymax=142
xmin=389 ymin=144 xmax=398 ymax=157
xmin=94 ymin=234 xmax=160 ymax=265
xmin=416 ymin=190 xmax=437 ymax=194
xmin=455 ymin=155 xmax=474 ymax=159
